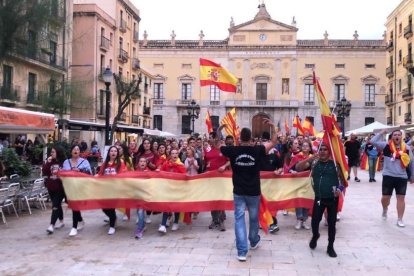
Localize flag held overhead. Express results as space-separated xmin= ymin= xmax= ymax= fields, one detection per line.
xmin=200 ymin=58 xmax=238 ymax=93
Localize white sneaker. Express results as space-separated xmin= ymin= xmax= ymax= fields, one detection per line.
xmin=382 ymin=208 xmax=388 ymax=220
xmin=397 ymin=220 xmax=405 ymax=228
xmin=237 ymin=255 xmax=247 ymax=262
xmin=295 ymin=220 xmax=302 ymax=230
xmin=69 ymin=228 xmax=78 ymax=237
xmin=302 ymin=221 xmax=311 ymax=230
xmin=77 ymin=221 xmax=85 ymax=231
xmin=47 ymin=225 xmax=54 ymax=234
xmin=336 ymin=213 xmax=341 ymax=221
xmin=108 ymin=227 xmax=116 ymax=235
xmin=158 ymin=225 xmax=167 ymax=234
xmin=171 ymin=223 xmax=179 ymax=231
xmin=55 ymin=221 xmax=64 ymax=229
xmin=283 ymin=210 xmax=288 ymax=216
xmin=122 ymin=215 xmax=128 ymax=221
xmin=145 ymin=217 xmax=152 ymax=224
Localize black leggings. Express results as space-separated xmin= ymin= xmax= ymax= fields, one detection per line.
xmin=72 ymin=211 xmax=83 ymax=228
xmin=49 ymin=190 xmax=65 ymax=225
xmin=103 ymin=209 xmax=116 ymax=227
xmin=311 ymin=198 xmax=338 ymax=245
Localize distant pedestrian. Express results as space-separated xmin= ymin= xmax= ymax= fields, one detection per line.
xmin=344 ymin=134 xmax=361 ymax=182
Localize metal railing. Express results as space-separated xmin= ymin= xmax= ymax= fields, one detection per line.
xmin=153 ymin=99 xmax=164 ymax=105
xmin=118 ymin=49 xmax=128 ymax=62
xmin=404 ymin=112 xmax=412 ymax=123
xmin=143 ymin=107 xmax=151 ymax=115
xmin=100 ymin=36 xmax=110 ymax=51
xmin=119 ymin=19 xmax=127 ymax=32
xmin=132 ymin=58 xmax=140 ymax=70
xmin=131 ymin=115 xmax=139 ymax=124
xmin=133 ymin=31 xmax=139 ymax=42
xmin=225 ymin=100 xmax=299 ymax=107
xmin=0 ymin=85 xmax=20 ymax=102
xmin=404 ymin=24 xmax=413 ymax=38
xmin=12 ymin=44 xmax=67 ymax=70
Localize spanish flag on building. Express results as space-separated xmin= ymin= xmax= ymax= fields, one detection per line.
xmin=200 ymin=58 xmax=238 ymax=92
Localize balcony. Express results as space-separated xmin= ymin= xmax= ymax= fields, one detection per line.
xmin=385 ymin=95 xmax=393 ymax=106
xmin=402 ymin=87 xmax=413 ymax=101
xmin=0 ymin=85 xmax=20 ymax=104
xmin=386 ymin=40 xmax=394 ymax=52
xmin=26 ymin=90 xmax=48 ymax=106
xmin=50 ymin=0 xmax=65 ymax=23
xmin=119 ymin=19 xmax=127 ymax=33
xmin=153 ymin=99 xmax=164 ymax=105
xmin=132 ymin=58 xmax=140 ymax=70
xmin=404 ymin=24 xmax=413 ymax=39
xmin=387 ymin=116 xmax=392 ymax=125
xmin=133 ymin=31 xmax=139 ymax=42
xmin=98 ymin=67 xmax=106 ymax=81
xmin=405 ymin=112 xmax=412 ymax=123
xmin=304 ymin=101 xmax=314 ymax=106
xmin=365 ymin=102 xmax=375 ymax=107
xmin=403 ymin=55 xmax=413 ymax=69
xmin=176 ymin=99 xmax=192 ymax=105
xmin=100 ymin=36 xmax=110 ymax=51
xmin=386 ymin=66 xmax=394 ymax=78
xmin=118 ymin=49 xmax=128 ymax=63
xmin=11 ymin=44 xmax=67 ymax=71
xmin=225 ymin=100 xmax=299 ymax=108
xmin=210 ymin=100 xmax=220 ymax=106
xmin=143 ymin=106 xmax=151 ymax=115
xmin=131 ymin=115 xmax=139 ymax=124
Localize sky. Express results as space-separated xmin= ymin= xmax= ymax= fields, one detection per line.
xmin=132 ymin=0 xmax=403 ymax=40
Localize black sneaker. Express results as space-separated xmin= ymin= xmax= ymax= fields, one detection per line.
xmin=369 ymin=179 xmax=372 ymax=182
xmin=372 ymin=179 xmax=376 ymax=182
xmin=355 ymin=177 xmax=361 ymax=182
xmin=219 ymin=222 xmax=226 ymax=232
xmin=347 ymin=176 xmax=350 ymax=181
xmin=309 ymin=233 xmax=320 ymax=249
xmin=269 ymin=223 xmax=280 ymax=234
xmin=250 ymin=235 xmax=261 ymax=250
xmin=208 ymin=221 xmax=218 ymax=230
xmin=327 ymin=246 xmax=337 ymax=258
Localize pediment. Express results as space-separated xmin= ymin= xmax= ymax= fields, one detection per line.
xmin=361 ymin=74 xmax=379 ymax=83
xmin=229 ymin=18 xmax=297 ymax=33
xmin=177 ymin=74 xmax=196 ymax=81
xmin=331 ymin=74 xmax=350 ymax=83
xmin=154 ymin=74 xmax=167 ymax=80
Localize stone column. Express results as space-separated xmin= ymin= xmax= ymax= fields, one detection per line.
xmin=274 ymin=58 xmax=281 ymax=99
xmin=243 ymin=59 xmax=250 ymax=100
xmin=290 ymin=58 xmax=297 ymax=98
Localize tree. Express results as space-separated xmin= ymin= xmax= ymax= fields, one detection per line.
xmin=111 ymin=73 xmax=142 ymax=144
xmin=0 ymin=0 xmax=64 ymax=62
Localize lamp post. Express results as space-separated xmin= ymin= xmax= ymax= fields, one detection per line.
xmin=335 ymin=97 xmax=352 ymax=139
xmin=186 ymin=99 xmax=200 ymax=135
xmin=102 ymin=67 xmax=113 ymax=145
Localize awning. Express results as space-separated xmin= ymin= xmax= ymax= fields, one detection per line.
xmin=115 ymin=124 xmax=144 ymax=134
xmin=159 ymin=130 xmax=176 ymax=137
xmin=143 ymin=128 xmax=161 ymax=136
xmin=58 ymin=119 xmax=105 ymax=131
xmin=0 ymin=106 xmax=55 ymax=134
xmin=345 ymin=121 xmax=395 ymax=136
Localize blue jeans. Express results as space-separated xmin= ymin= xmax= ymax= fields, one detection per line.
xmin=295 ymin=208 xmax=309 ymax=221
xmin=368 ymin=157 xmax=377 ymax=180
xmin=233 ymin=194 xmax=260 ymax=257
xmin=137 ymin=209 xmax=145 ymax=231
xmin=161 ymin=212 xmax=179 ymax=226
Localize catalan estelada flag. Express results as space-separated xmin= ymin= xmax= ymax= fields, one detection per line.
xmin=205 ymin=111 xmax=213 ymax=133
xmin=313 ymin=72 xmax=349 ymax=185
xmin=302 ymin=118 xmax=316 ymax=136
xmin=200 ymin=58 xmax=238 ymax=92
xmin=293 ymin=115 xmax=305 ymax=135
xmin=221 ymin=107 xmax=240 ymax=143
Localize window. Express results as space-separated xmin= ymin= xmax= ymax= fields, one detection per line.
xmin=132 ymin=47 xmax=136 ymax=58
xmin=110 ymin=33 xmax=113 ymax=45
xmin=182 ymin=115 xmax=191 ymax=134
xmin=210 ymin=85 xmax=220 ymax=102
xmin=119 ymin=37 xmax=123 ymax=50
xmin=304 ymin=84 xmax=315 ymax=104
xmin=305 ymin=64 xmax=315 ymax=69
xmin=109 ymin=59 xmax=112 ymax=69
xmin=408 ymin=103 xmax=412 ymax=114
xmin=2 ymin=65 xmax=12 ymax=88
xmin=211 ymin=116 xmax=219 ymax=130
xmin=365 ymin=84 xmax=375 ymax=106
xmin=365 ymin=117 xmax=375 ymax=125
xmin=399 ymin=50 xmax=402 ymax=63
xmin=256 ymin=83 xmax=267 ymax=100
xmin=237 ymin=78 xmax=242 ymax=94
xmin=181 ymin=83 xmax=192 ymax=100
xmin=131 ymin=103 xmax=135 ymax=117
xmin=101 ymin=27 xmax=105 ymax=38
xmin=118 ymin=67 xmax=122 ymax=77
xmin=50 ymin=41 xmax=57 ymax=64
xmin=399 ymin=105 xmax=401 ymax=116
xmin=98 ymin=89 xmax=105 ymax=115
xmin=399 ymin=79 xmax=402 ymax=92
xmin=27 ymin=73 xmax=36 ymax=102
xmin=365 ymin=64 xmax=376 ymax=69
xmin=335 ymin=64 xmax=345 ymax=69
xmin=49 ymin=79 xmax=56 ymax=96
xmin=154 ymin=115 xmax=163 ymax=131
xmin=334 ymin=84 xmax=345 ymax=101
xmin=154 ymin=83 xmax=163 ymax=99
xmin=399 ymin=23 xmax=402 ymax=35
xmin=100 ymin=55 xmax=105 ymax=73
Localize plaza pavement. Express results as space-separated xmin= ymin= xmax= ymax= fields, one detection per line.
xmin=1 ymin=169 xmax=414 ymax=276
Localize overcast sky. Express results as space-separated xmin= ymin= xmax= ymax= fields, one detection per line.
xmin=132 ymin=0 xmax=402 ymax=40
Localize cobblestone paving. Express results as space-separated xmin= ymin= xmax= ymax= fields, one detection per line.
xmin=1 ymin=169 xmax=414 ymax=275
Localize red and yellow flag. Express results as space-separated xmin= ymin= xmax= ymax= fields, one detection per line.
xmin=259 ymin=195 xmax=274 ymax=234
xmin=313 ymin=72 xmax=349 ymax=184
xmin=284 ymin=118 xmax=290 ymax=134
xmin=221 ymin=107 xmax=240 ymax=143
xmin=293 ymin=115 xmax=305 ymax=135
xmin=302 ymin=118 xmax=316 ymax=136
xmin=205 ymin=111 xmax=213 ymax=133
xmin=200 ymin=58 xmax=238 ymax=93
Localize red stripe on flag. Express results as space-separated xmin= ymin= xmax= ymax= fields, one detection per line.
xmin=200 ymin=58 xmax=220 ymax=67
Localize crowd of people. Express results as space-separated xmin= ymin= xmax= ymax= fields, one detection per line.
xmin=35 ymin=124 xmax=414 ymax=261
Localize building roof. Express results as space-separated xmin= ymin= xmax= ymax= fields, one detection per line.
xmin=139 ymin=39 xmax=385 ymax=49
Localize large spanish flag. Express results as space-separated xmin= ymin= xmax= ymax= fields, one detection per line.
xmin=200 ymin=58 xmax=238 ymax=93
xmin=59 ymin=171 xmax=314 ymax=212
xmin=313 ymin=72 xmax=349 ymax=185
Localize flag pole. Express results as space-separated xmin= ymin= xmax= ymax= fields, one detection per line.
xmin=198 ymin=58 xmax=203 ymax=137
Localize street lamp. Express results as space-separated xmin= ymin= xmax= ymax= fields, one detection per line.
xmin=186 ymin=99 xmax=200 ymax=135
xmin=102 ymin=67 xmax=113 ymax=145
xmin=335 ymin=97 xmax=352 ymax=139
